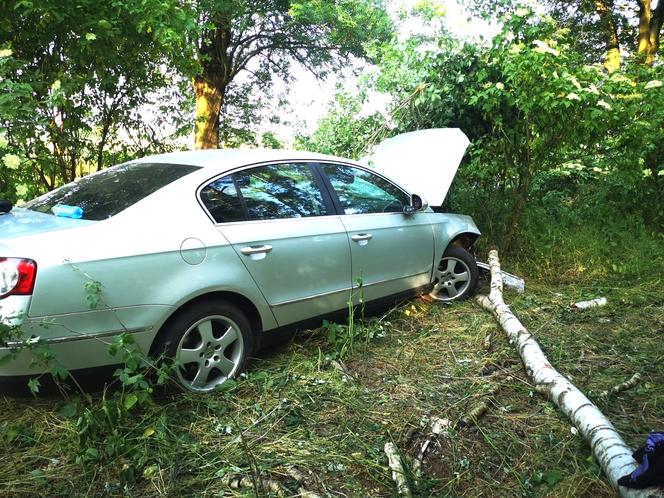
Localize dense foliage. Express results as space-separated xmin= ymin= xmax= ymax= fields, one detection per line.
xmin=304 ymin=6 xmax=663 ymax=261
xmin=0 ymin=0 xmax=198 ymax=202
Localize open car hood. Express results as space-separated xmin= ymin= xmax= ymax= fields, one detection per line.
xmin=361 ymin=128 xmax=470 ymax=207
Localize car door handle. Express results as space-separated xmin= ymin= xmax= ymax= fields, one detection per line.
xmin=240 ymin=245 xmax=273 ymax=255
xmin=351 ymin=233 xmax=373 ymax=243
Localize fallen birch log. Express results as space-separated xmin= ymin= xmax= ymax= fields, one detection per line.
xmin=384 ymin=442 xmax=412 ymax=498
xmin=476 ymin=250 xmax=660 ymax=498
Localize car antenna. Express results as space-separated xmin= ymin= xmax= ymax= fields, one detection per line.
xmin=0 ymin=200 xmax=13 ymax=214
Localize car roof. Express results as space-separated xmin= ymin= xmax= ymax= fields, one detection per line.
xmin=134 ymin=148 xmax=355 ymax=170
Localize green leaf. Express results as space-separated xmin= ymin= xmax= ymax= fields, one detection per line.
xmin=84 ymin=447 xmax=100 ymax=461
xmin=29 ymin=468 xmax=47 ymax=483
xmin=51 ymin=363 xmax=69 ymax=381
xmin=543 ymin=469 xmax=563 ymax=486
xmin=27 ymin=378 xmax=40 ymax=395
xmin=214 ymin=379 xmax=238 ymax=392
xmin=123 ymin=393 xmax=138 ymax=411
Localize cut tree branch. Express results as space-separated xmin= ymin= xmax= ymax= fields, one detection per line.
xmin=384 ymin=442 xmax=412 ymax=498
xmin=600 ymin=373 xmax=642 ymax=399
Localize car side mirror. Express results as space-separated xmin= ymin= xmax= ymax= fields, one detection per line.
xmin=403 ymin=194 xmax=427 ymax=215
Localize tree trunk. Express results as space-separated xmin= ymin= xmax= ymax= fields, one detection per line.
xmin=637 ymin=0 xmax=653 ymax=59
xmin=193 ymin=74 xmax=224 ymax=150
xmin=646 ymin=1 xmax=664 ymax=64
xmin=636 ymin=0 xmax=664 ymax=64
xmin=477 ymin=250 xmax=662 ymax=498
xmin=193 ymin=23 xmax=233 ymax=150
xmin=594 ymin=0 xmax=621 ymax=71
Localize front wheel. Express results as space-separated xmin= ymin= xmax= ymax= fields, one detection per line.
xmin=429 ymin=246 xmax=479 ymax=302
xmin=153 ymin=300 xmax=253 ymax=393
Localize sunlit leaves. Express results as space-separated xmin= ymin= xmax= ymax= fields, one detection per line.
xmin=0 ymin=0 xmax=198 ymax=200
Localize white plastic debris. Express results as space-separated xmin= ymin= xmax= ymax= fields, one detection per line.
xmin=476 ymin=262 xmax=525 ymax=293
xmin=571 ymin=297 xmax=607 ymax=310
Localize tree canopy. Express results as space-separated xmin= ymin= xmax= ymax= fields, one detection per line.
xmin=0 ymin=0 xmax=197 ymax=200
xmin=192 ymin=0 xmax=394 ymax=149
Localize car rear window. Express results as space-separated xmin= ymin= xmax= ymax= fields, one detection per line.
xmin=24 ymin=162 xmax=200 ymax=221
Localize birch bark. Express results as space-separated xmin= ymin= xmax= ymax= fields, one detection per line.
xmin=476 ymin=250 xmax=661 ymax=498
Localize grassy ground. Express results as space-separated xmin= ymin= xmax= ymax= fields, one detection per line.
xmin=0 ymin=270 xmax=662 ymax=497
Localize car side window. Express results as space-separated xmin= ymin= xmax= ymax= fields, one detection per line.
xmin=319 ymin=163 xmax=410 ymax=215
xmin=235 ymin=163 xmax=326 ymax=220
xmin=201 ymin=163 xmax=327 ymax=223
xmin=200 ymin=176 xmax=245 ymax=223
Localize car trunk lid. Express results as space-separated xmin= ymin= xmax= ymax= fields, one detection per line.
xmin=0 ymin=207 xmax=94 ymax=240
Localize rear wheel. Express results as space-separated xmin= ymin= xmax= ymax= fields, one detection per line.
xmin=429 ymin=246 xmax=478 ymax=302
xmin=154 ymin=300 xmax=253 ymax=393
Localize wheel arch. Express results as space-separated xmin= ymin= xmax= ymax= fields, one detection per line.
xmin=149 ymin=290 xmax=263 ymax=356
xmin=447 ymin=231 xmax=480 ymax=253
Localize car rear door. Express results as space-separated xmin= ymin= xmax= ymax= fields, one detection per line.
xmin=199 ymin=162 xmax=352 ymax=326
xmin=315 ymin=162 xmax=435 ymax=302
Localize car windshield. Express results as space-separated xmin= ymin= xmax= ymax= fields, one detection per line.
xmin=24 ymin=162 xmax=200 ymax=221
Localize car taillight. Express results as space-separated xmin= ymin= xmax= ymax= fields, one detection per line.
xmin=0 ymin=258 xmax=37 ymax=299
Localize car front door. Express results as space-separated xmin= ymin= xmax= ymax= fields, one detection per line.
xmin=199 ymin=162 xmax=352 ymax=326
xmin=316 ymin=162 xmax=435 ymax=302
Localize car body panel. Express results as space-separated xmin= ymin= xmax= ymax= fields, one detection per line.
xmin=0 ymin=207 xmax=95 ymax=239
xmin=340 ymin=212 xmax=435 ymax=301
xmin=218 ymin=216 xmax=352 ymax=326
xmin=362 ymin=128 xmax=470 ymax=207
xmin=0 ymin=295 xmax=31 ymax=326
xmin=430 ymin=213 xmax=481 ymax=262
xmin=0 ymin=327 xmax=156 ymax=376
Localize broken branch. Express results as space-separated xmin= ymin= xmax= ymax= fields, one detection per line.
xmin=222 ymin=475 xmax=287 ymax=496
xmin=412 ymin=417 xmax=450 ymax=477
xmin=459 ymin=385 xmax=500 ymax=427
xmin=600 ymin=373 xmax=642 ymax=398
xmin=384 ymin=442 xmax=412 ymax=498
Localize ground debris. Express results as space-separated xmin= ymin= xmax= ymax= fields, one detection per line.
xmin=600 ymin=373 xmax=642 ymax=399
xmin=476 ymin=249 xmax=662 ymax=498
xmin=459 ymin=385 xmax=500 ymax=427
xmin=571 ymin=297 xmax=607 ymax=309
xmin=384 ymin=442 xmax=412 ymax=498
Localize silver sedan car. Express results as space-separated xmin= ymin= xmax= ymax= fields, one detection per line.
xmin=0 ymin=146 xmax=480 ymax=392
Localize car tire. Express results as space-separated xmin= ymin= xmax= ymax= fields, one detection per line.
xmin=153 ymin=299 xmax=254 ymax=393
xmin=429 ymin=246 xmax=479 ymax=302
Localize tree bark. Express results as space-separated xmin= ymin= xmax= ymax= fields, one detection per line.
xmin=193 ymin=23 xmax=233 ymax=150
xmin=647 ymin=1 xmax=664 ymax=64
xmin=193 ymin=73 xmax=224 ymax=150
xmin=594 ymin=0 xmax=622 ymax=71
xmin=637 ymin=0 xmax=663 ymax=64
xmin=384 ymin=442 xmax=412 ymax=498
xmin=476 ymin=250 xmax=662 ymax=498
xmin=637 ymin=0 xmax=653 ymax=58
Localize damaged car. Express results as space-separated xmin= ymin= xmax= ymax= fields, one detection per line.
xmin=0 ymin=128 xmax=481 ymax=393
